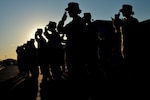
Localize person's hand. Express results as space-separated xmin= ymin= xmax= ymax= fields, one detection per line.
xmin=62 ymin=12 xmax=67 ymax=22
xmin=45 ymin=27 xmax=48 ymax=32
xmin=112 ymin=13 xmax=121 ymax=27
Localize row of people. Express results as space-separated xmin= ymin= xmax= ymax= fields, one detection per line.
xmin=16 ymin=21 xmax=66 ymax=81
xmin=16 ymin=2 xmax=142 ymax=81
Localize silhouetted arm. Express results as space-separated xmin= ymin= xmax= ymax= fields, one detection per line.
xmin=57 ymin=12 xmax=67 ymax=33
xmin=35 ymin=33 xmax=39 ymax=42
xmin=43 ymin=27 xmax=50 ymax=39
xmin=112 ymin=13 xmax=122 ymax=33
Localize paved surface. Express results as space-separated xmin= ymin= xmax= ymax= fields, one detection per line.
xmin=0 ymin=64 xmax=133 ymax=100
xmin=0 ymin=65 xmax=19 ymax=83
xmin=0 ymin=65 xmax=97 ymax=100
xmin=0 ymin=65 xmax=113 ymax=100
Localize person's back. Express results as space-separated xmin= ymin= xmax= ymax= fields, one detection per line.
xmin=82 ymin=12 xmax=99 ymax=80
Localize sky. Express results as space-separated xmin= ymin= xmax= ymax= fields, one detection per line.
xmin=0 ymin=0 xmax=150 ymax=60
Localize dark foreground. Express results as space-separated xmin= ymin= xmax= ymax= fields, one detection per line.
xmin=0 ymin=64 xmax=146 ymax=100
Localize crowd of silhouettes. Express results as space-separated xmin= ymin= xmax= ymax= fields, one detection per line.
xmin=16 ymin=2 xmax=144 ymax=84
xmin=16 ymin=39 xmax=39 ymax=79
xmin=14 ymin=2 xmax=149 ymax=100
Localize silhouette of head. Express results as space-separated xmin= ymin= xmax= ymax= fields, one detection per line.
xmin=83 ymin=13 xmax=91 ymax=21
xmin=47 ymin=21 xmax=56 ymax=31
xmin=36 ymin=28 xmax=43 ymax=36
xmin=65 ymin=2 xmax=81 ymax=14
xmin=120 ymin=4 xmax=134 ymax=15
xmin=30 ymin=38 xmax=35 ymax=43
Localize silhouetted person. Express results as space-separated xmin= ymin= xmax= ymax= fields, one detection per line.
xmin=112 ymin=4 xmax=140 ymax=80
xmin=35 ymin=28 xmax=51 ymax=82
xmin=57 ymin=2 xmax=88 ymax=81
xmin=82 ymin=12 xmax=100 ymax=80
xmin=16 ymin=45 xmax=26 ymax=76
xmin=21 ymin=43 xmax=30 ymax=77
xmin=111 ymin=12 xmax=124 ymax=64
xmin=26 ymin=39 xmax=39 ymax=79
xmin=44 ymin=21 xmax=64 ymax=80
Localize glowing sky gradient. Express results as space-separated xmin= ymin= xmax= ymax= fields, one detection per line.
xmin=0 ymin=0 xmax=150 ymax=60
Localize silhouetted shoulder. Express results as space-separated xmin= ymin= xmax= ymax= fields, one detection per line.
xmin=131 ymin=17 xmax=139 ymax=23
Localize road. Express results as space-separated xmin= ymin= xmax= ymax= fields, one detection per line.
xmin=0 ymin=65 xmax=96 ymax=100
xmin=0 ymin=63 xmax=131 ymax=100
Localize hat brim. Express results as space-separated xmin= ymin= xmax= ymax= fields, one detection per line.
xmin=65 ymin=7 xmax=81 ymax=12
xmin=65 ymin=7 xmax=69 ymax=11
xmin=119 ymin=9 xmax=123 ymax=12
xmin=120 ymin=9 xmax=134 ymax=14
